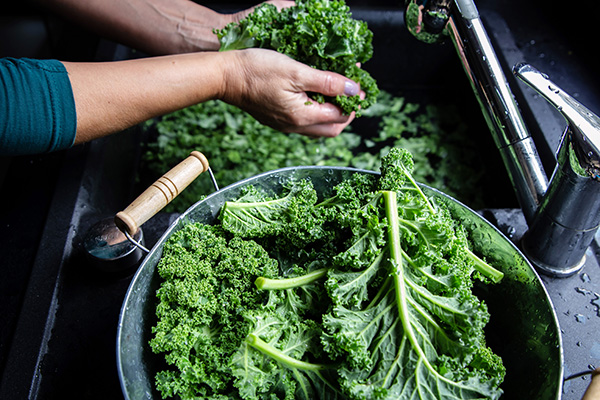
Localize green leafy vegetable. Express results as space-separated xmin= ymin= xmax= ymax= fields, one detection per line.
xmin=220 ymin=179 xmax=317 ymax=239
xmin=149 ymin=223 xmax=279 ymax=397
xmin=141 ymin=91 xmax=491 ymax=213
xmin=150 ymin=147 xmax=505 ymax=399
xmin=215 ymin=0 xmax=379 ymax=115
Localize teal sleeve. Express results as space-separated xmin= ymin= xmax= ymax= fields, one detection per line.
xmin=0 ymin=58 xmax=77 ymax=156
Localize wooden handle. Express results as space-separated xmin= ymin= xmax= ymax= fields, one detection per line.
xmin=115 ymin=151 xmax=209 ymax=235
xmin=583 ymin=368 xmax=600 ymax=400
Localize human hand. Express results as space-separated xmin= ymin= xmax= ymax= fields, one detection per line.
xmin=177 ymin=1 xmax=295 ymax=52
xmin=219 ymin=48 xmax=361 ymax=137
xmin=227 ymin=1 xmax=295 ymax=25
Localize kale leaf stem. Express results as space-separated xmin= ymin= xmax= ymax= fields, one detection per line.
xmin=466 ymin=247 xmax=504 ymax=283
xmin=407 ymin=177 xmax=435 ymax=214
xmin=246 ymin=334 xmax=328 ymax=372
xmin=255 ymin=268 xmax=328 ymax=290
xmin=384 ymin=191 xmax=434 ymax=370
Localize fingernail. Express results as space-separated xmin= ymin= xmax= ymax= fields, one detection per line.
xmin=344 ymin=81 xmax=360 ymax=96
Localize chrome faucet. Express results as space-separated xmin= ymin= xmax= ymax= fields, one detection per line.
xmin=514 ymin=64 xmax=600 ymax=277
xmin=405 ymin=0 xmax=600 ymax=276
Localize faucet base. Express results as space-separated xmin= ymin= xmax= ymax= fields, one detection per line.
xmin=518 ymin=136 xmax=600 ymax=278
xmin=521 ymin=240 xmax=586 ymax=278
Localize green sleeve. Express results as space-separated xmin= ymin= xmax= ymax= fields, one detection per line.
xmin=0 ymin=58 xmax=77 ymax=156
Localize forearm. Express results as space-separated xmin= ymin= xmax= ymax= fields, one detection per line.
xmin=1 ymin=48 xmax=355 ymax=156
xmin=63 ymin=52 xmax=230 ymax=144
xmin=37 ymin=0 xmax=226 ymax=54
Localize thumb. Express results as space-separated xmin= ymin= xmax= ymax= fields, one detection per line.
xmin=300 ymin=69 xmax=360 ymax=98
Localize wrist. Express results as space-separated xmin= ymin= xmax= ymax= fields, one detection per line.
xmin=216 ymin=50 xmax=247 ymax=105
xmin=173 ymin=6 xmax=232 ymax=53
xmin=147 ymin=2 xmax=230 ymax=54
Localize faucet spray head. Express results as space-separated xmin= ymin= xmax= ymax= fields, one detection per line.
xmin=405 ymin=0 xmax=452 ymax=43
xmin=513 ymin=63 xmax=600 ymax=178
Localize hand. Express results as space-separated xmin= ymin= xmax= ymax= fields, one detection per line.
xmin=220 ymin=49 xmax=361 ymax=137
xmin=175 ymin=1 xmax=296 ymax=52
xmin=228 ymin=1 xmax=296 ymax=25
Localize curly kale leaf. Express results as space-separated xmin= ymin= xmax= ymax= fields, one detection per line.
xmin=215 ymin=0 xmax=379 ymax=115
xmin=219 ymin=179 xmax=318 ymax=240
xmin=321 ymin=152 xmax=505 ymax=400
xmin=149 ymin=223 xmax=279 ymax=399
xmin=379 ymin=148 xmax=504 ymax=283
xmin=230 ymin=285 xmax=343 ymax=400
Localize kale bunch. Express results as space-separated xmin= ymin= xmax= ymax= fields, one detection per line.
xmin=215 ymin=0 xmax=379 ymax=115
xmin=150 ymin=148 xmax=505 ymax=399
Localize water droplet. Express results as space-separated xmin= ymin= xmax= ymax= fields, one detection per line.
xmin=547 ymin=85 xmax=560 ymax=94
xmin=577 ymin=341 xmax=582 ymax=347
xmin=581 ymin=273 xmax=591 ymax=283
xmin=576 ymin=287 xmax=592 ymax=295
xmin=575 ymin=314 xmax=587 ymax=323
xmin=506 ymin=226 xmax=516 ymax=238
xmin=591 ymin=293 xmax=600 ymax=317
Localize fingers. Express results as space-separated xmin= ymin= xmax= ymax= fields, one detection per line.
xmin=281 ymin=102 xmax=356 ymax=137
xmin=284 ymin=64 xmax=361 ymax=136
xmin=298 ymin=68 xmax=360 ymax=99
xmin=294 ymin=118 xmax=354 ymax=138
xmin=221 ymin=49 xmax=359 ymax=137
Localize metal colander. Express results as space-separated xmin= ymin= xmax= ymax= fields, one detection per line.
xmin=116 ymin=166 xmax=562 ymax=400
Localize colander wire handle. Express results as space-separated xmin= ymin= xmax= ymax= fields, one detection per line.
xmin=115 ymin=151 xmax=211 ymax=237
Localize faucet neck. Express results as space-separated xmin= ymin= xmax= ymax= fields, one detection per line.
xmin=447 ymin=6 xmax=548 ymax=221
